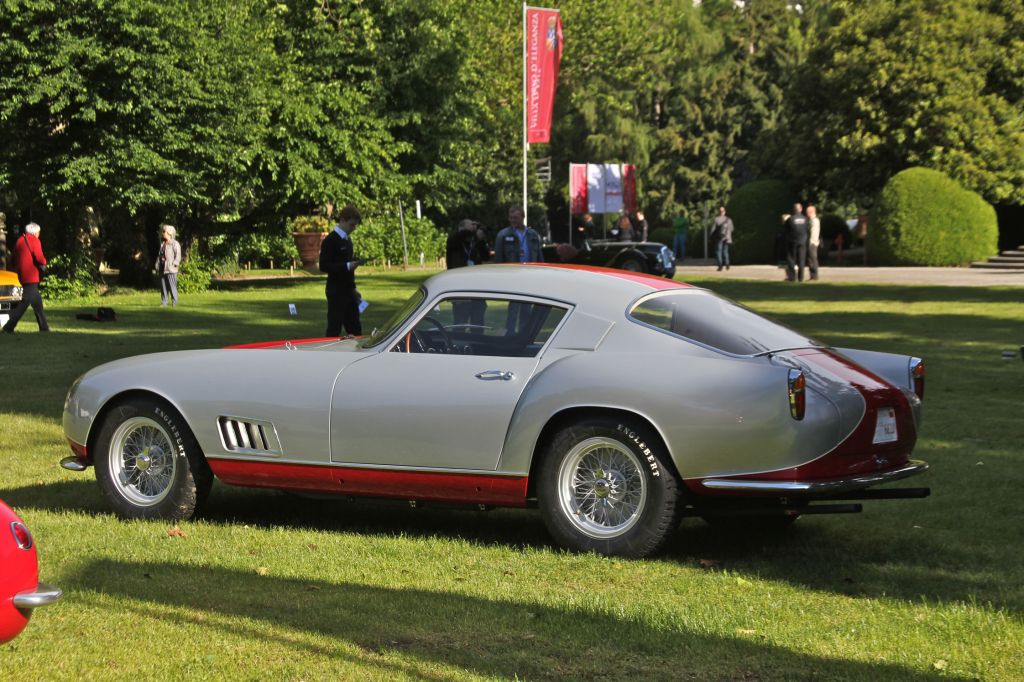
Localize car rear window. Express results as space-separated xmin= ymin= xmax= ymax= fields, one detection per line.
xmin=629 ymin=290 xmax=821 ymax=356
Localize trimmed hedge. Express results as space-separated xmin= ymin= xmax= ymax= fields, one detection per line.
xmin=869 ymin=167 xmax=998 ymax=266
xmin=726 ymin=179 xmax=796 ymax=263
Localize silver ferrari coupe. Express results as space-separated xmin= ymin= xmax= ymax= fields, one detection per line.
xmin=61 ymin=264 xmax=929 ymax=557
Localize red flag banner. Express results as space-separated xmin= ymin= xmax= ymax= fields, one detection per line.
xmin=570 ymin=163 xmax=587 ymax=214
xmin=623 ymin=164 xmax=637 ymax=213
xmin=526 ymin=8 xmax=563 ymax=144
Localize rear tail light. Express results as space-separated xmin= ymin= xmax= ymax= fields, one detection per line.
xmin=10 ymin=521 xmax=33 ymax=550
xmin=909 ymin=357 xmax=925 ymax=400
xmin=788 ymin=369 xmax=806 ymax=420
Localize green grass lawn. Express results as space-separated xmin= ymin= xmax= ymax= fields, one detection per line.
xmin=1 ymin=271 xmax=1022 ymax=680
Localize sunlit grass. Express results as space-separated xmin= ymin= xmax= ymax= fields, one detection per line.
xmin=0 ymin=272 xmax=1022 ymax=680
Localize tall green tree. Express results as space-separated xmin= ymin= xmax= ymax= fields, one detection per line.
xmin=772 ymin=0 xmax=1024 ymax=205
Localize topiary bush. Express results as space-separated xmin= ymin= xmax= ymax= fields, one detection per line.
xmin=356 ymin=215 xmax=446 ymax=266
xmin=725 ymin=179 xmax=797 ymax=263
xmin=869 ymin=167 xmax=998 ymax=266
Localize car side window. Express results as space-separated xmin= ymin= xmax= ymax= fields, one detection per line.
xmin=630 ymin=291 xmax=820 ymax=356
xmin=393 ymin=297 xmax=568 ymax=358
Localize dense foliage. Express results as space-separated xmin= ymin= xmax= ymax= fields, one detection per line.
xmin=356 ymin=216 xmax=447 ymax=267
xmin=772 ymin=0 xmax=1024 ymax=206
xmin=869 ymin=168 xmax=998 ymax=266
xmin=38 ymin=252 xmax=100 ymax=300
xmin=0 ymin=0 xmax=1019 ymax=272
xmin=725 ymin=179 xmax=795 ymax=263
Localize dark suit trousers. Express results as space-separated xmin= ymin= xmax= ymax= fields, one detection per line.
xmin=786 ymin=242 xmax=807 ymax=282
xmin=325 ymin=286 xmax=361 ymax=337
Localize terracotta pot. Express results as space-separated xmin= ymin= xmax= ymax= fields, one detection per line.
xmin=292 ymin=232 xmax=326 ymax=270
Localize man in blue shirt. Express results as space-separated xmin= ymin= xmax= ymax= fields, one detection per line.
xmin=494 ymin=206 xmax=543 ymax=263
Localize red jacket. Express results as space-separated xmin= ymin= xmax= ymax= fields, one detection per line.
xmin=11 ymin=233 xmax=47 ymax=285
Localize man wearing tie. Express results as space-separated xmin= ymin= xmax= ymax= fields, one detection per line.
xmin=318 ymin=205 xmax=363 ymax=336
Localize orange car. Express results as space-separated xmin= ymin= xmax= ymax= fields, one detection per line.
xmin=0 ymin=270 xmax=22 ymax=329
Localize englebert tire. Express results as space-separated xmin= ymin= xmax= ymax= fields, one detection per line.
xmin=538 ymin=416 xmax=682 ymax=558
xmin=94 ymin=396 xmax=212 ymax=521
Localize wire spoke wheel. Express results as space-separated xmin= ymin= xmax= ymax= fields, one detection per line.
xmin=108 ymin=416 xmax=178 ymax=507
xmin=557 ymin=436 xmax=648 ymax=539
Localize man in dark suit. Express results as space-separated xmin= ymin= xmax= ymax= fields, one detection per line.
xmin=783 ymin=203 xmax=810 ymax=282
xmin=319 ymin=205 xmax=363 ymax=336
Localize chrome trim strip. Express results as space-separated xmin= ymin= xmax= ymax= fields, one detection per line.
xmin=13 ymin=582 xmax=62 ymax=609
xmin=701 ymin=460 xmax=929 ymax=494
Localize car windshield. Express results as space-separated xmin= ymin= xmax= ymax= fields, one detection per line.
xmin=629 ymin=290 xmax=822 ymax=356
xmin=360 ymin=287 xmax=426 ymax=348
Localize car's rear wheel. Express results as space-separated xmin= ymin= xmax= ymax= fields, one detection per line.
xmin=94 ymin=396 xmax=212 ymax=520
xmin=537 ymin=417 xmax=682 ymax=557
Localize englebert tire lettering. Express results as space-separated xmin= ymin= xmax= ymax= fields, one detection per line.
xmin=154 ymin=406 xmax=186 ymax=458
xmin=616 ymin=423 xmax=660 ymax=477
xmin=538 ymin=416 xmax=682 ymax=558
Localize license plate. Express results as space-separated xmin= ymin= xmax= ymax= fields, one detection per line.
xmin=873 ymin=407 xmax=898 ymax=444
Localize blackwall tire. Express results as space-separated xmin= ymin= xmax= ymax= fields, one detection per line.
xmin=537 ymin=417 xmax=682 ymax=558
xmin=93 ymin=397 xmax=212 ymax=521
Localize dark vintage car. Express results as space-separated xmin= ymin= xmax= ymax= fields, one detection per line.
xmin=542 ymin=240 xmax=676 ymax=278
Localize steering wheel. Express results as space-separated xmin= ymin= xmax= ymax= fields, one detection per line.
xmin=405 ymin=316 xmax=452 ymax=353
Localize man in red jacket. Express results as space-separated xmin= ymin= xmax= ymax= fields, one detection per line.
xmin=2 ymin=222 xmax=49 ymax=333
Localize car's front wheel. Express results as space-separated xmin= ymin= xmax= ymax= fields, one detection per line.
xmin=94 ymin=396 xmax=212 ymax=520
xmin=537 ymin=417 xmax=682 ymax=557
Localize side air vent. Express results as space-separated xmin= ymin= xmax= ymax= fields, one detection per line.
xmin=218 ymin=416 xmax=282 ymax=456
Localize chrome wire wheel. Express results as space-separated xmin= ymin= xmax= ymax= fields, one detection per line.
xmin=107 ymin=416 xmax=178 ymax=507
xmin=556 ymin=436 xmax=648 ymax=539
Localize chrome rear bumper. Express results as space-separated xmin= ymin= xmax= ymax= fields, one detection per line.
xmin=701 ymin=460 xmax=929 ymax=494
xmin=13 ymin=582 xmax=62 ymax=609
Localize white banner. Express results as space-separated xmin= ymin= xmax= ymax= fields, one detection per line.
xmin=586 ymin=163 xmax=606 ymax=214
xmin=603 ymin=163 xmax=623 ymax=214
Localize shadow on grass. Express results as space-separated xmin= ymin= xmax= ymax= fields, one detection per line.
xmin=69 ymin=558 xmax=955 ymax=681
xmin=7 ymin=478 xmax=1022 ymax=618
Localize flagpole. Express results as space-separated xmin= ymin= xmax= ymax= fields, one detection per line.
xmin=522 ymin=2 xmax=528 ymax=224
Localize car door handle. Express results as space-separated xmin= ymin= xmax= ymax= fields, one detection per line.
xmin=475 ymin=370 xmax=515 ymax=381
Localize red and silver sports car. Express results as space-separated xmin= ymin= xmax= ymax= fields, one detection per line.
xmin=61 ymin=265 xmax=928 ymax=557
xmin=1 ymin=500 xmax=61 ymax=643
